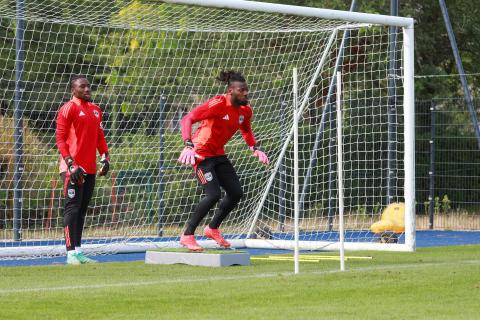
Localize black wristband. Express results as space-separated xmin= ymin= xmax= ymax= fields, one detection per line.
xmin=251 ymin=145 xmax=259 ymax=151
xmin=184 ymin=139 xmax=194 ymax=148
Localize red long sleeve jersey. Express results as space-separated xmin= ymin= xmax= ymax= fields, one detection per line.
xmin=56 ymin=97 xmax=108 ymax=174
xmin=181 ymin=95 xmax=256 ymax=158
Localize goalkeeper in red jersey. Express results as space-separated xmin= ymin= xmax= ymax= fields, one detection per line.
xmin=177 ymin=70 xmax=269 ymax=251
xmin=56 ymin=75 xmax=110 ymax=264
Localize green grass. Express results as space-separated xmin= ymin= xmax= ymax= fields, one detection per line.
xmin=1 ymin=245 xmax=479 ymax=320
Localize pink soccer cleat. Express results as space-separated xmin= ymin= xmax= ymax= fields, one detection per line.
xmin=204 ymin=225 xmax=231 ymax=248
xmin=180 ymin=235 xmax=203 ymax=252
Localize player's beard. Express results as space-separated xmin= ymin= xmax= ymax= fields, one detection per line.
xmin=233 ymin=96 xmax=248 ymax=106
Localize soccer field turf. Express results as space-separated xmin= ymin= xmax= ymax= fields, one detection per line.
xmin=1 ymin=245 xmax=479 ymax=320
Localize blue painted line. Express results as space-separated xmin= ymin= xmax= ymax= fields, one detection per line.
xmin=1 ymin=230 xmax=479 ymax=267
xmin=416 ymin=230 xmax=480 ymax=247
xmin=0 ymin=231 xmax=397 ymax=248
xmin=0 ymin=252 xmax=146 ymax=267
xmin=0 ymin=237 xmax=181 ymax=248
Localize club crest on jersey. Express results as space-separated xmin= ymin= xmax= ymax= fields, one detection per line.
xmin=204 ymin=172 xmax=213 ymax=181
xmin=93 ymin=110 xmax=100 ymax=118
xmin=68 ymin=188 xmax=75 ymax=199
xmin=239 ymin=115 xmax=244 ymax=124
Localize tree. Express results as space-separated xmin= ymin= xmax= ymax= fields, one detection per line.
xmin=263 ymin=0 xmax=480 ymax=98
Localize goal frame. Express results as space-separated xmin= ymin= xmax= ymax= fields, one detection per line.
xmin=0 ymin=0 xmax=415 ymax=258
xmin=164 ymin=0 xmax=415 ymax=252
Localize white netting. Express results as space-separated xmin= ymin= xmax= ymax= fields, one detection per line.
xmin=0 ymin=0 xmax=410 ymax=258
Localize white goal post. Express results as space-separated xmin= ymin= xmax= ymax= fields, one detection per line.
xmin=0 ymin=0 xmax=415 ymax=258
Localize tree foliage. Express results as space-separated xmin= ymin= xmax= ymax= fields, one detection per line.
xmin=264 ymin=0 xmax=480 ymax=98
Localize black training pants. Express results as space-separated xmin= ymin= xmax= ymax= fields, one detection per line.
xmin=61 ymin=172 xmax=96 ymax=251
xmin=184 ymin=156 xmax=243 ymax=235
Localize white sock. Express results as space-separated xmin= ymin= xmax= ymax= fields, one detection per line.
xmin=75 ymin=247 xmax=83 ymax=254
xmin=67 ymin=250 xmax=76 ymax=256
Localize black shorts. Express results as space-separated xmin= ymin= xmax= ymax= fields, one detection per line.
xmin=194 ymin=156 xmax=242 ymax=196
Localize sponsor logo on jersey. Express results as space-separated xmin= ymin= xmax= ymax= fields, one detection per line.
xmin=79 ymin=111 xmax=85 ymax=117
xmin=93 ymin=110 xmax=99 ymax=118
xmin=239 ymin=115 xmax=244 ymax=124
xmin=68 ymin=188 xmax=75 ymax=199
xmin=222 ymin=114 xmax=229 ymax=121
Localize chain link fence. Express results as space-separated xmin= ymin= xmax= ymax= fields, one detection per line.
xmin=416 ymin=97 xmax=480 ymax=230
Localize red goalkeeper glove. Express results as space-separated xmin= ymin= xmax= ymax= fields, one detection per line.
xmin=250 ymin=146 xmax=269 ymax=165
xmin=97 ymin=153 xmax=110 ymax=176
xmin=65 ymin=157 xmax=86 ymax=186
xmin=178 ymin=139 xmax=196 ymax=165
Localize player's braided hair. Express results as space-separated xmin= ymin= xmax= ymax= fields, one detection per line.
xmin=217 ymin=70 xmax=246 ymax=87
xmin=69 ymin=74 xmax=88 ymax=90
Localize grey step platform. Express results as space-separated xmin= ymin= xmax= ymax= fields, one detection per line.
xmin=145 ymin=249 xmax=250 ymax=267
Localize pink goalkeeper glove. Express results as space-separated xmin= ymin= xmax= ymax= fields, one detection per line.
xmin=250 ymin=146 xmax=269 ymax=165
xmin=178 ymin=140 xmax=196 ymax=165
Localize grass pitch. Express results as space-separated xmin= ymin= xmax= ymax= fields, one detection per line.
xmin=1 ymin=245 xmax=479 ymax=320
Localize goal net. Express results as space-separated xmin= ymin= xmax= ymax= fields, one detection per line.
xmin=0 ymin=0 xmax=415 ymax=258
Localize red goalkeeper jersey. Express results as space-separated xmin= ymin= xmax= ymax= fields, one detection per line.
xmin=56 ymin=96 xmax=108 ymax=174
xmin=181 ymin=95 xmax=256 ymax=158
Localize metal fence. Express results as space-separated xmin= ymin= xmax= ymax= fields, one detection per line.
xmin=416 ymin=97 xmax=480 ymax=230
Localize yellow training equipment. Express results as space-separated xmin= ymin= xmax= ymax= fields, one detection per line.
xmin=370 ymin=202 xmax=405 ymax=234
